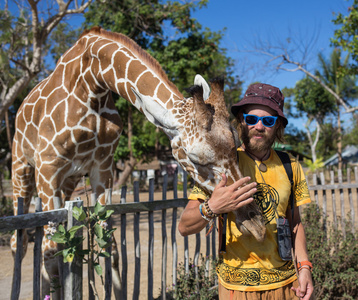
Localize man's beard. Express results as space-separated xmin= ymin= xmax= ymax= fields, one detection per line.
xmin=241 ymin=126 xmax=276 ymax=153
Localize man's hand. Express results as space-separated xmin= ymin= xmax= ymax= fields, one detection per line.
xmin=291 ymin=269 xmax=314 ymax=299
xmin=208 ymin=174 xmax=257 ymax=215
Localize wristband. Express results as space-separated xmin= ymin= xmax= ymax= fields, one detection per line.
xmin=199 ymin=203 xmax=212 ymax=222
xmin=297 ymin=261 xmax=313 ymax=272
xmin=204 ymin=197 xmax=218 ymax=218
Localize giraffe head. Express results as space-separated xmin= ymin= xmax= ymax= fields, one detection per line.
xmin=132 ymin=75 xmax=266 ymax=242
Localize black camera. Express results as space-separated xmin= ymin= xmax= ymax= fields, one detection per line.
xmin=277 ymin=217 xmax=293 ymax=261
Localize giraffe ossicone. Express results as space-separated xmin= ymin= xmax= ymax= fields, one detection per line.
xmin=11 ymin=26 xmax=266 ymax=297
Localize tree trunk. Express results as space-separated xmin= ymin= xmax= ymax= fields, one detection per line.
xmin=115 ymin=156 xmax=137 ymax=187
xmin=337 ymin=106 xmax=343 ymax=170
xmin=114 ymin=105 xmax=136 ymax=188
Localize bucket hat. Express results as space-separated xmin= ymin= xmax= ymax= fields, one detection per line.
xmin=231 ymin=83 xmax=288 ymax=127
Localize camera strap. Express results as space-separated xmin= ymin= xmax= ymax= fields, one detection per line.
xmin=275 ymin=150 xmax=294 ymax=220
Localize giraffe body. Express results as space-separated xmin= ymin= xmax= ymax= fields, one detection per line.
xmin=11 ymin=27 xmax=265 ymax=297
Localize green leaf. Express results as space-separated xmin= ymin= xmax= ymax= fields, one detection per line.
xmin=94 ymin=223 xmax=104 ymax=239
xmin=68 ymin=225 xmax=85 ymax=239
xmin=94 ymin=201 xmax=106 ymax=216
xmin=57 ymin=224 xmax=66 ymax=234
xmin=104 ymin=209 xmax=114 ymax=219
xmin=50 ymin=233 xmax=67 ymax=244
xmin=95 ymin=237 xmax=109 ymax=248
xmin=94 ymin=263 xmax=103 ymax=276
xmin=73 ymin=206 xmax=86 ymax=222
xmin=99 ymin=251 xmax=111 ymax=258
xmin=53 ymin=249 xmax=64 ymax=257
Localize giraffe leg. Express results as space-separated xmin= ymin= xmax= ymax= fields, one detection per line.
xmin=40 ymin=175 xmax=82 ymax=299
xmin=10 ymin=159 xmax=35 ymax=260
xmin=89 ymin=167 xmax=114 ymax=205
xmin=35 ymin=167 xmax=64 ymax=300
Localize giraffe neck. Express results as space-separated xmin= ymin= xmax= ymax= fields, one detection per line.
xmin=65 ymin=29 xmax=183 ymax=111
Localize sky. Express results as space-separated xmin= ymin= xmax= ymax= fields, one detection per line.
xmin=190 ymin=0 xmax=351 ymax=130
xmin=192 ymin=0 xmax=348 ymax=90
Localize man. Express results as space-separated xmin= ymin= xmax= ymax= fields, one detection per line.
xmin=178 ymin=83 xmax=314 ymax=299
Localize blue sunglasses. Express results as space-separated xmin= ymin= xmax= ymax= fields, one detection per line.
xmin=243 ymin=114 xmax=278 ymax=127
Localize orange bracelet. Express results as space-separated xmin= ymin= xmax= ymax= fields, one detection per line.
xmin=297 ymin=261 xmax=313 ymax=271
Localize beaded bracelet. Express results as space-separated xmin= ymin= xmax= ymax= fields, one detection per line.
xmin=199 ymin=203 xmax=212 ymax=222
xmin=204 ymin=197 xmax=218 ymax=218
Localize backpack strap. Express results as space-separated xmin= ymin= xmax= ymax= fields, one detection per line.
xmin=275 ymin=150 xmax=295 ymax=220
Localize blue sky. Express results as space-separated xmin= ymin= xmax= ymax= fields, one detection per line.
xmin=192 ymin=0 xmax=348 ymax=90
xmin=191 ymin=0 xmax=351 ymax=130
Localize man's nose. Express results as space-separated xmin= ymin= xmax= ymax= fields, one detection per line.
xmin=254 ymin=119 xmax=265 ymax=130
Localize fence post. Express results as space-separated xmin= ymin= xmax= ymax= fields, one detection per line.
xmin=11 ymin=197 xmax=24 ymax=300
xmin=104 ymin=188 xmax=114 ymax=300
xmin=120 ymin=185 xmax=128 ymax=300
xmin=338 ymin=169 xmax=346 ymax=238
xmin=133 ymin=181 xmax=141 ymax=300
xmin=330 ymin=170 xmax=338 ymax=228
xmin=171 ymin=171 xmax=178 ymax=293
xmin=63 ymin=200 xmax=83 ymax=300
xmin=161 ymin=174 xmax=168 ymax=300
xmin=33 ymin=197 xmax=43 ymax=300
xmin=347 ymin=168 xmax=355 ymax=234
xmin=148 ymin=178 xmax=154 ymax=300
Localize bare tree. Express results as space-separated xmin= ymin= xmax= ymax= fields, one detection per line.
xmin=247 ymin=30 xmax=356 ymax=112
xmin=0 ymin=0 xmax=93 ymax=122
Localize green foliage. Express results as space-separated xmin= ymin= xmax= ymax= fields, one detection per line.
xmin=301 ymin=203 xmax=358 ymax=299
xmin=47 ymin=202 xmax=116 ymax=276
xmin=0 ymin=196 xmax=13 ymax=217
xmin=316 ymin=122 xmax=341 ymax=160
xmin=342 ymin=117 xmax=358 ymax=146
xmin=165 ymin=255 xmax=218 ymax=299
xmin=294 ymin=76 xmax=336 ymax=122
xmin=303 ymin=157 xmax=325 ymax=174
xmin=332 ymin=1 xmax=358 ymax=76
xmin=49 ymin=23 xmax=82 ymax=63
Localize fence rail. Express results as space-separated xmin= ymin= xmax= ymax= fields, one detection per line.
xmin=307 ymin=166 xmax=358 ymax=236
xmin=0 ymin=172 xmax=218 ymax=300
xmin=1 ymin=167 xmax=358 ymax=299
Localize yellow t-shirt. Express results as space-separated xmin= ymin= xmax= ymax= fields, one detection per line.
xmin=188 ymin=149 xmax=311 ymax=292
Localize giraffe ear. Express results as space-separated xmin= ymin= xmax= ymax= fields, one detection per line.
xmin=131 ymin=88 xmax=179 ymax=138
xmin=188 ymin=85 xmax=213 ymax=130
xmin=194 ymin=74 xmax=210 ymax=101
xmin=206 ymin=77 xmax=229 ymax=119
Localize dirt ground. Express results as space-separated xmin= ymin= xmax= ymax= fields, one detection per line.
xmin=0 ymin=191 xmax=216 ymax=300
xmin=1 ymin=188 xmax=357 ymax=300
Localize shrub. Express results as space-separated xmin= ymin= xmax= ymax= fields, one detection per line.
xmin=164 ymin=255 xmax=218 ymax=299
xmin=0 ymin=196 xmax=13 ymax=217
xmin=301 ymin=203 xmax=358 ymax=299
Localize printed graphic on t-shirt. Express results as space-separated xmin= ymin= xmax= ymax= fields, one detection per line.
xmin=254 ymin=183 xmax=279 ymax=224
xmin=295 ymin=180 xmax=310 ymax=205
xmin=217 ymin=259 xmax=295 ymax=287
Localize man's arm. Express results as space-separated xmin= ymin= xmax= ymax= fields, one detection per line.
xmin=178 ymin=174 xmax=257 ymax=236
xmin=289 ymin=206 xmax=314 ymax=300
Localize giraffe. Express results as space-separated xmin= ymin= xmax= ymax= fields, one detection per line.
xmin=11 ymin=26 xmax=266 ymax=296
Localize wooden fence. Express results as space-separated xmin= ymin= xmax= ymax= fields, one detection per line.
xmin=1 ymin=167 xmax=358 ymax=299
xmin=0 ymin=172 xmax=218 ymax=300
xmin=307 ymin=166 xmax=358 ymax=235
